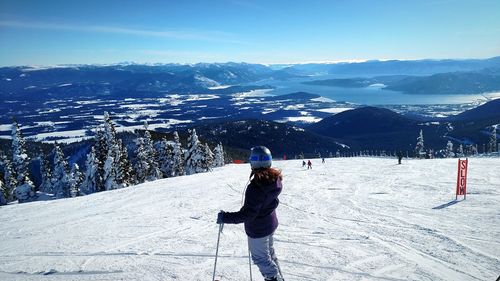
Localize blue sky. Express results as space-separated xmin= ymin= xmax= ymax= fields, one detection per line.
xmin=1 ymin=0 xmax=499 ymax=66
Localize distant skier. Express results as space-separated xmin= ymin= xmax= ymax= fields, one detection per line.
xmin=302 ymin=160 xmax=306 ymax=168
xmin=397 ymin=150 xmax=403 ymax=164
xmin=217 ymin=146 xmax=284 ymax=281
xmin=307 ymin=160 xmax=312 ymax=169
xmin=322 ymin=157 xmax=325 ymax=163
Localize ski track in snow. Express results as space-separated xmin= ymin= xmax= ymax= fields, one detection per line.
xmin=0 ymin=158 xmax=499 ymax=281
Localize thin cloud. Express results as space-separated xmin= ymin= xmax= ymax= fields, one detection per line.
xmin=0 ymin=20 xmax=248 ymax=44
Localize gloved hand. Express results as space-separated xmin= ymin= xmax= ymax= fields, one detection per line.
xmin=217 ymin=211 xmax=225 ymax=224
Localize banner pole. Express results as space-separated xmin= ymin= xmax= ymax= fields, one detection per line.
xmin=456 ymin=159 xmax=460 ymax=201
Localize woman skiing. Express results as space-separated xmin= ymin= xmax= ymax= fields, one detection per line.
xmin=217 ymin=146 xmax=284 ymax=281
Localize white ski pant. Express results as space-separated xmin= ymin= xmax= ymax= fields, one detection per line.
xmin=248 ymin=233 xmax=279 ymax=279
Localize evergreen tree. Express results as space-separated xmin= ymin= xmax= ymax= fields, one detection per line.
xmin=158 ymin=138 xmax=174 ymax=178
xmin=81 ymin=147 xmax=100 ymax=195
xmin=202 ymin=143 xmax=214 ymax=171
xmin=457 ymin=144 xmax=464 ymax=157
xmin=103 ymin=146 xmax=117 ymax=191
xmin=39 ymin=151 xmax=53 ymax=194
xmin=69 ymin=163 xmax=83 ymax=197
xmin=102 ymin=112 xmax=121 ymax=190
xmin=51 ymin=144 xmax=70 ymax=198
xmin=213 ymin=143 xmax=225 ymax=167
xmin=92 ymin=112 xmax=134 ymax=190
xmin=445 ymin=141 xmax=454 ymax=158
xmin=118 ymin=140 xmax=134 ymax=186
xmin=415 ymin=129 xmax=425 ymax=159
xmin=103 ymin=112 xmax=118 ymax=151
xmin=11 ymin=120 xmax=35 ymax=202
xmin=94 ymin=129 xmax=107 ymax=192
xmin=0 ymin=177 xmax=6 ymax=206
xmin=134 ymin=137 xmax=149 ymax=183
xmin=0 ymin=155 xmax=16 ymax=202
xmin=184 ymin=129 xmax=205 ymax=175
xmin=488 ymin=125 xmax=497 ymax=153
xmin=143 ymin=129 xmax=162 ymax=180
xmin=172 ymin=131 xmax=185 ymax=176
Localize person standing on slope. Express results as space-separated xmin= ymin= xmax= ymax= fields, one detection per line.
xmin=307 ymin=160 xmax=312 ymax=169
xmin=217 ymin=146 xmax=284 ymax=281
xmin=397 ymin=150 xmax=403 ymax=164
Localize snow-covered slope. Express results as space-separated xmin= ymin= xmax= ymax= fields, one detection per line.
xmin=0 ymin=158 xmax=499 ymax=281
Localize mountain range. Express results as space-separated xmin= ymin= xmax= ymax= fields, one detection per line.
xmin=2 ymin=56 xmax=500 ymax=100
xmin=1 ymin=57 xmax=499 ymax=161
xmin=193 ymin=99 xmax=499 ymax=156
xmin=304 ymin=67 xmax=500 ymax=95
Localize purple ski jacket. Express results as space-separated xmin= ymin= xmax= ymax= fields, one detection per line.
xmin=223 ymin=178 xmax=282 ymax=238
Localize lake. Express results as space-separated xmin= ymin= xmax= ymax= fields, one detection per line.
xmin=252 ymin=76 xmax=497 ymax=105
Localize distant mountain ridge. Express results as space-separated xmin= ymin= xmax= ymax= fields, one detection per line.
xmin=451 ymin=98 xmax=500 ymax=121
xmin=304 ymin=67 xmax=500 ymax=95
xmin=2 ymin=57 xmax=500 ymax=99
xmin=307 ymin=99 xmax=500 ymax=151
xmin=283 ymin=56 xmax=500 ymax=76
xmin=0 ymin=63 xmax=291 ymax=98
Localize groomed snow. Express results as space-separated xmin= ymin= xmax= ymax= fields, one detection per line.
xmin=0 ymin=158 xmax=498 ymax=281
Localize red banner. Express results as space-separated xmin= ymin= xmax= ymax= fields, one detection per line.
xmin=456 ymin=158 xmax=468 ymax=200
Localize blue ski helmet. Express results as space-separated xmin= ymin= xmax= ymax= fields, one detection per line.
xmin=249 ymin=146 xmax=272 ymax=169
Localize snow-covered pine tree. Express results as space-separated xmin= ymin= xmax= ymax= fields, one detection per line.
xmin=80 ymin=147 xmax=100 ymax=195
xmin=103 ymin=145 xmax=118 ymax=191
xmin=415 ymin=129 xmax=425 ymax=159
xmin=51 ymin=143 xmax=70 ymax=198
xmin=103 ymin=140 xmax=131 ymax=190
xmin=172 ymin=131 xmax=184 ymax=176
xmin=134 ymin=137 xmax=149 ymax=183
xmin=0 ymin=154 xmax=16 ymax=202
xmin=202 ymin=143 xmax=214 ymax=171
xmin=184 ymin=129 xmax=205 ymax=175
xmin=102 ymin=112 xmax=121 ymax=190
xmin=39 ymin=151 xmax=53 ymax=194
xmin=103 ymin=112 xmax=118 ymax=150
xmin=457 ymin=144 xmax=464 ymax=157
xmin=143 ymin=129 xmax=162 ymax=180
xmin=91 ymin=112 xmax=134 ymax=190
xmin=11 ymin=120 xmax=34 ymax=202
xmin=213 ymin=143 xmax=225 ymax=167
xmin=157 ymin=138 xmax=174 ymax=178
xmin=69 ymin=163 xmax=83 ymax=197
xmin=488 ymin=125 xmax=497 ymax=153
xmin=0 ymin=177 xmax=6 ymax=205
xmin=118 ymin=139 xmax=134 ymax=186
xmin=94 ymin=129 xmax=107 ymax=192
xmin=445 ymin=141 xmax=454 ymax=158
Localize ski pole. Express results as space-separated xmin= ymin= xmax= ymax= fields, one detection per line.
xmin=276 ymin=260 xmax=284 ymax=281
xmin=212 ymin=223 xmax=224 ymax=281
xmin=247 ymin=240 xmax=253 ymax=281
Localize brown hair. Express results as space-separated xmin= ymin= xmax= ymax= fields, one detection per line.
xmin=251 ymin=167 xmax=282 ymax=186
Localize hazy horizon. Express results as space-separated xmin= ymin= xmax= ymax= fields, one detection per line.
xmin=2 ymin=55 xmax=500 ymax=68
